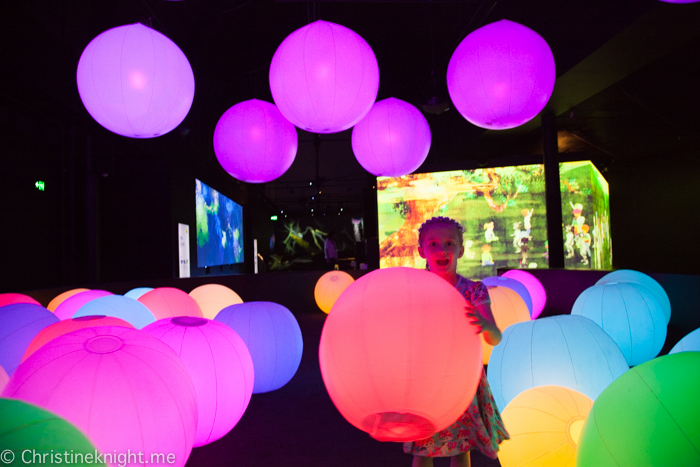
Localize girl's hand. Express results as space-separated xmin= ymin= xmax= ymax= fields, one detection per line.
xmin=465 ymin=302 xmax=490 ymax=333
xmin=465 ymin=301 xmax=502 ymax=346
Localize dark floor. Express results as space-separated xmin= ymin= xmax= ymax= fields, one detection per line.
xmin=186 ymin=312 xmax=502 ymax=467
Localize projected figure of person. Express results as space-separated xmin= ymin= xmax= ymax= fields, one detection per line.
xmin=481 ymin=244 xmax=494 ymax=266
xmin=564 ymin=225 xmax=575 ymax=259
xmin=522 ymin=208 xmax=534 ymax=235
xmin=483 ymin=222 xmax=499 ymax=243
xmin=577 ymin=224 xmax=592 ymax=265
xmin=405 ymin=216 xmax=509 ymax=467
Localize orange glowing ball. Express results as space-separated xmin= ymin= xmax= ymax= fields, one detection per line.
xmin=138 ymin=287 xmax=203 ymax=320
xmin=483 ymin=286 xmax=531 ymax=364
xmin=47 ymin=288 xmax=90 ymax=312
xmin=189 ymin=284 xmax=243 ymax=320
xmin=314 ymin=271 xmax=355 ymax=314
xmin=498 ymin=386 xmax=593 ymax=467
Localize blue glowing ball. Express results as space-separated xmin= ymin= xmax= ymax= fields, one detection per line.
xmin=669 ymin=327 xmax=700 ymax=354
xmin=597 ymin=269 xmax=671 ymax=324
xmin=124 ymin=287 xmax=154 ymax=300
xmin=0 ymin=303 xmax=59 ymax=375
xmin=73 ymin=295 xmax=156 ymax=329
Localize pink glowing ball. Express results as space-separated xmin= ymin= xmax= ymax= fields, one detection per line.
xmin=0 ymin=303 xmax=60 ymax=376
xmin=502 ymin=269 xmax=547 ymax=319
xmin=0 ymin=293 xmax=41 ymax=308
xmin=138 ymin=287 xmax=203 ymax=320
xmin=214 ymin=99 xmax=298 ymax=183
xmin=77 ymin=23 xmax=195 ymax=138
xmin=73 ymin=295 xmax=156 ymax=329
xmin=0 ymin=365 xmax=8 ymax=393
xmin=143 ymin=317 xmax=254 ymax=447
xmin=22 ymin=315 xmax=135 ymax=363
xmin=53 ymin=290 xmax=113 ymax=320
xmin=319 ymin=267 xmax=482 ymax=442
xmin=269 ymin=20 xmax=379 ymax=134
xmin=351 ymin=97 xmax=431 ymax=177
xmin=447 ymin=19 xmax=555 ymax=130
xmin=47 ymin=288 xmax=90 ymax=312
xmin=2 ymin=326 xmax=198 ymax=467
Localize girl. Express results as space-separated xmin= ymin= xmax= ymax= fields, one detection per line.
xmin=404 ymin=216 xmax=509 ymax=467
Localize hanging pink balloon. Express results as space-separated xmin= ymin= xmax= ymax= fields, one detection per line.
xmin=269 ymin=20 xmax=379 ymax=134
xmin=214 ymin=99 xmax=298 ymax=183
xmin=351 ymin=98 xmax=431 ymax=177
xmin=77 ymin=23 xmax=195 ymax=138
xmin=447 ymin=19 xmax=555 ymax=130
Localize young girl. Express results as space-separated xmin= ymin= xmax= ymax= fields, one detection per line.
xmin=404 ymin=216 xmax=509 ymax=467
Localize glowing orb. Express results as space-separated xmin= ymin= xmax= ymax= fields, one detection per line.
xmin=596 ymin=269 xmax=671 ymax=324
xmin=124 ymin=287 xmax=153 ymax=300
xmin=447 ymin=19 xmax=555 ymax=130
xmin=215 ymin=302 xmax=302 ymax=394
xmin=0 ymin=303 xmax=59 ymax=375
xmin=0 ymin=293 xmax=41 ymax=308
xmin=314 ymin=271 xmax=355 ymax=314
xmin=47 ymin=288 xmax=90 ymax=312
xmin=189 ymin=284 xmax=243 ymax=320
xmin=482 ymin=276 xmax=533 ymax=318
xmin=670 ymin=327 xmax=700 ymax=354
xmin=319 ymin=267 xmax=482 ymax=442
xmin=502 ymin=269 xmax=547 ymax=319
xmin=138 ymin=287 xmax=203 ymax=320
xmin=53 ymin=290 xmax=113 ymax=320
xmin=498 ymin=386 xmax=593 ymax=467
xmin=214 ymin=99 xmax=298 ymax=183
xmin=2 ymin=326 xmax=198 ymax=467
xmin=269 ymin=20 xmax=379 ymax=134
xmin=487 ymin=315 xmax=629 ymax=411
xmin=0 ymin=366 xmax=8 ymax=393
xmin=143 ymin=317 xmax=254 ymax=446
xmin=577 ymin=352 xmax=700 ymax=466
xmin=483 ymin=286 xmax=530 ymax=364
xmin=77 ymin=23 xmax=194 ymax=138
xmin=351 ymin=97 xmax=431 ymax=177
xmin=73 ymin=295 xmax=156 ymax=329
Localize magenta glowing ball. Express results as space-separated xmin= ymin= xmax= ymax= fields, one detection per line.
xmin=447 ymin=19 xmax=555 ymax=130
xmin=502 ymin=269 xmax=547 ymax=319
xmin=269 ymin=20 xmax=379 ymax=134
xmin=72 ymin=295 xmax=156 ymax=329
xmin=77 ymin=23 xmax=195 ymax=138
xmin=0 ymin=293 xmax=41 ymax=308
xmin=0 ymin=303 xmax=59 ymax=376
xmin=138 ymin=287 xmax=203 ymax=320
xmin=215 ymin=302 xmax=302 ymax=394
xmin=0 ymin=366 xmax=8 ymax=393
xmin=2 ymin=326 xmax=198 ymax=467
xmin=143 ymin=317 xmax=254 ymax=447
xmin=351 ymin=97 xmax=431 ymax=177
xmin=213 ymin=99 xmax=298 ymax=183
xmin=53 ymin=290 xmax=113 ymax=321
xmin=319 ymin=267 xmax=482 ymax=442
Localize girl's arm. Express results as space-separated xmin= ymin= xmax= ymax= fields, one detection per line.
xmin=465 ymin=301 xmax=502 ymax=346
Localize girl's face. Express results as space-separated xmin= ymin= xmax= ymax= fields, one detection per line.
xmin=418 ymin=223 xmax=464 ymax=274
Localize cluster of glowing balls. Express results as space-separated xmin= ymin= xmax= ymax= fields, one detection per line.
xmin=596 ymin=269 xmax=671 ymax=323
xmin=22 ymin=315 xmax=134 ymax=362
xmin=143 ymin=317 xmax=254 ymax=446
xmin=351 ymin=97 xmax=431 ymax=177
xmin=189 ymin=284 xmax=243 ymax=320
xmin=213 ymin=99 xmax=298 ymax=183
xmin=77 ymin=23 xmax=195 ymax=138
xmin=571 ymin=282 xmax=666 ymax=366
xmin=73 ymin=295 xmax=156 ymax=329
xmin=0 ymin=293 xmax=41 ymax=307
xmin=498 ymin=386 xmax=593 ymax=467
xmin=319 ymin=267 xmax=483 ymax=442
xmin=482 ymin=286 xmax=530 ymax=364
xmin=2 ymin=326 xmax=198 ymax=467
xmin=0 ymin=399 xmax=106 ymax=467
xmin=482 ymin=276 xmax=533 ymax=318
xmin=577 ymin=352 xmax=700 ymax=466
xmin=215 ymin=302 xmax=302 ymax=394
xmin=0 ymin=304 xmax=59 ymax=375
xmin=53 ymin=290 xmax=113 ymax=320
xmin=670 ymin=327 xmax=700 ymax=354
xmin=124 ymin=287 xmax=153 ymax=300
xmin=502 ymin=269 xmax=547 ymax=319
xmin=47 ymin=288 xmax=89 ymax=311
xmin=487 ymin=315 xmax=629 ymax=411
xmin=138 ymin=287 xmax=203 ymax=320
xmin=314 ymin=270 xmax=355 ymax=314
xmin=269 ymin=20 xmax=379 ymax=134
xmin=447 ymin=19 xmax=555 ymax=130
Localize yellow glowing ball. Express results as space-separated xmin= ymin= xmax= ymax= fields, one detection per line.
xmin=46 ymin=288 xmax=90 ymax=312
xmin=483 ymin=286 xmax=530 ymax=363
xmin=498 ymin=386 xmax=593 ymax=467
xmin=314 ymin=271 xmax=355 ymax=314
xmin=189 ymin=284 xmax=243 ymax=320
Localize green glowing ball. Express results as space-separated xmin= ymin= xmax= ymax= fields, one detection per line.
xmin=576 ymin=352 xmax=700 ymax=466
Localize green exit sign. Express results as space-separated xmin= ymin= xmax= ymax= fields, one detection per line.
xmin=35 ymin=181 xmax=45 ymax=191
xmin=270 ymin=215 xmax=278 ymax=221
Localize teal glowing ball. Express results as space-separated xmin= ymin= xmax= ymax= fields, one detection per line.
xmin=577 ymin=352 xmax=700 ymax=466
xmin=669 ymin=327 xmax=700 ymax=354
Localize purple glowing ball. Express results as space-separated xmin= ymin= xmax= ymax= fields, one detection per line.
xmin=269 ymin=20 xmax=379 ymax=134
xmin=447 ymin=19 xmax=555 ymax=130
xmin=0 ymin=303 xmax=59 ymax=375
xmin=351 ymin=97 xmax=431 ymax=177
xmin=143 ymin=317 xmax=254 ymax=447
xmin=77 ymin=23 xmax=195 ymax=138
xmin=214 ymin=99 xmax=298 ymax=183
xmin=2 ymin=326 xmax=198 ymax=467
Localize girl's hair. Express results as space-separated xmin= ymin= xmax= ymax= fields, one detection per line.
xmin=417 ymin=216 xmax=465 ymax=246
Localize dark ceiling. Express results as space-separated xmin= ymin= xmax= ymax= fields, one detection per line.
xmin=2 ymin=0 xmax=699 ymax=217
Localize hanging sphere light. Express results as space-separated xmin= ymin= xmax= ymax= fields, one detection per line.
xmin=269 ymin=20 xmax=379 ymax=134
xmin=77 ymin=23 xmax=195 ymax=138
xmin=213 ymin=99 xmax=298 ymax=183
xmin=447 ymin=19 xmax=555 ymax=130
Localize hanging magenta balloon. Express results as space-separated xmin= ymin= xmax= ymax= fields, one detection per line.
xmin=447 ymin=19 xmax=555 ymax=130
xmin=214 ymin=99 xmax=298 ymax=183
xmin=351 ymin=98 xmax=431 ymax=177
xmin=77 ymin=23 xmax=195 ymax=138
xmin=269 ymin=20 xmax=379 ymax=134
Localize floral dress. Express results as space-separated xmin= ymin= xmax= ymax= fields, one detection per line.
xmin=403 ymin=275 xmax=510 ymax=458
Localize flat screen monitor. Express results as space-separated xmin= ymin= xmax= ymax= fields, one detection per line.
xmin=195 ymin=179 xmax=244 ymax=268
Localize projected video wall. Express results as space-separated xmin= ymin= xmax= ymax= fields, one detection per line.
xmin=195 ymin=179 xmax=244 ymax=268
